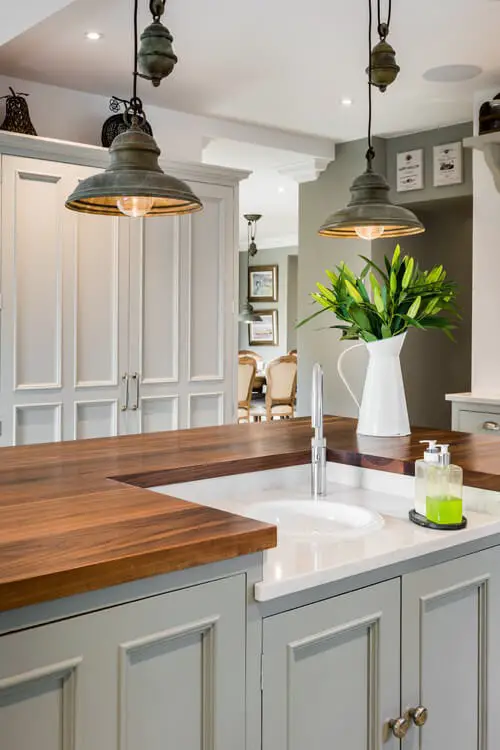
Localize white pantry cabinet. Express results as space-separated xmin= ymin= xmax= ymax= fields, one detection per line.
xmin=0 ymin=138 xmax=246 ymax=445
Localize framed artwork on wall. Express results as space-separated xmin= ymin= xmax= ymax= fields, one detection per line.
xmin=433 ymin=142 xmax=463 ymax=187
xmin=248 ymin=310 xmax=278 ymax=346
xmin=248 ymin=265 xmax=278 ymax=302
xmin=396 ymin=148 xmax=424 ymax=192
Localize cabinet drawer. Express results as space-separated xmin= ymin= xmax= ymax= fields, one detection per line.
xmin=457 ymin=409 xmax=500 ymax=434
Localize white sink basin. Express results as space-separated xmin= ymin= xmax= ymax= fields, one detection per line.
xmin=245 ymin=500 xmax=384 ymax=539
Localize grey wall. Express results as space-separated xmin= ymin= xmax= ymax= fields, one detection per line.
xmin=287 ymin=255 xmax=298 ymax=351
xmin=297 ymin=137 xmax=387 ymax=417
xmin=297 ymin=123 xmax=473 ymax=424
xmin=373 ymin=198 xmax=472 ymax=430
xmin=385 ymin=122 xmax=473 ymax=205
xmin=239 ymin=246 xmax=298 ymax=360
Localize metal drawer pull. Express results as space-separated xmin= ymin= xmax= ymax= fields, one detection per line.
xmin=120 ymin=373 xmax=129 ymax=412
xmin=131 ymin=372 xmax=140 ymax=411
xmin=483 ymin=421 xmax=500 ymax=431
xmin=408 ymin=706 xmax=428 ymax=727
xmin=388 ymin=715 xmax=410 ymax=739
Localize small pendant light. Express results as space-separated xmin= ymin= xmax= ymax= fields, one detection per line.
xmin=319 ymin=0 xmax=424 ymax=240
xmin=66 ymin=0 xmax=202 ymax=218
xmin=239 ymin=214 xmax=263 ymax=324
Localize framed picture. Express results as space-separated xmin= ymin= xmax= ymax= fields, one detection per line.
xmin=248 ymin=265 xmax=278 ymax=302
xmin=433 ymin=142 xmax=463 ymax=187
xmin=396 ymin=149 xmax=424 ymax=192
xmin=248 ymin=310 xmax=278 ymax=346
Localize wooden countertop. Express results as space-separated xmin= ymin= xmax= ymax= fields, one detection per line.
xmin=1 ymin=416 xmax=500 ymax=613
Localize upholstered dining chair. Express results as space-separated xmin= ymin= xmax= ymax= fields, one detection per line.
xmin=265 ymin=355 xmax=297 ymax=421
xmin=239 ymin=349 xmax=263 ymax=367
xmin=238 ymin=356 xmax=257 ymax=423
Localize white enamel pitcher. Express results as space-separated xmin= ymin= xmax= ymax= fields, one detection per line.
xmin=337 ymin=333 xmax=410 ymax=437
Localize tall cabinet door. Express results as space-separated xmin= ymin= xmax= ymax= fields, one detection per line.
xmin=0 ymin=155 xmax=130 ymax=445
xmin=127 ymin=181 xmax=237 ymax=433
xmin=262 ymin=579 xmax=401 ymax=750
xmin=402 ymin=546 xmax=500 ymax=750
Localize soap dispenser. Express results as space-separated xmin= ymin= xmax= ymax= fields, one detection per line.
xmin=425 ymin=444 xmax=464 ymax=526
xmin=414 ymin=440 xmax=440 ymax=517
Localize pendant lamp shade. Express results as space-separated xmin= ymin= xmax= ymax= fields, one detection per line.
xmin=319 ymin=166 xmax=425 ymax=239
xmin=66 ymin=123 xmax=202 ymax=216
xmin=239 ymin=300 xmax=262 ymax=324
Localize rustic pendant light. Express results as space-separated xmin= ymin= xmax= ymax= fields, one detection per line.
xmin=239 ymin=214 xmax=263 ymax=324
xmin=319 ymin=0 xmax=424 ymax=240
xmin=66 ymin=0 xmax=202 ymax=218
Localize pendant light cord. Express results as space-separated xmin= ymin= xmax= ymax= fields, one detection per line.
xmin=130 ymin=0 xmax=143 ymax=119
xmin=366 ymin=0 xmax=375 ymax=169
xmin=376 ymin=0 xmax=392 ymax=39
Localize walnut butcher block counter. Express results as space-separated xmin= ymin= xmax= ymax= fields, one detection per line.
xmin=2 ymin=416 xmax=500 ymax=612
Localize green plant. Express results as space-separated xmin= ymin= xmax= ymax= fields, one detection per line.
xmin=298 ymin=245 xmax=459 ymax=342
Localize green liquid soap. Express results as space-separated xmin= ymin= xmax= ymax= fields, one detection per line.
xmin=426 ymin=496 xmax=462 ymax=525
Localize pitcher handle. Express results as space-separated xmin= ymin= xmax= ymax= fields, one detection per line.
xmin=337 ymin=343 xmax=364 ymax=410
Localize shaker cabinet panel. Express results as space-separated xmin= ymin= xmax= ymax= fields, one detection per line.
xmin=262 ymin=579 xmax=401 ymax=750
xmin=402 ymin=546 xmax=500 ymax=750
xmin=0 ymin=575 xmax=246 ymax=750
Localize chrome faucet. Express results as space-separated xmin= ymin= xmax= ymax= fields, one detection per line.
xmin=311 ymin=363 xmax=327 ymax=498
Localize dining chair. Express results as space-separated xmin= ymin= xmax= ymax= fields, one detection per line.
xmin=238 ymin=356 xmax=257 ymax=423
xmin=265 ymin=355 xmax=297 ymax=421
xmin=239 ymin=349 xmax=264 ymax=367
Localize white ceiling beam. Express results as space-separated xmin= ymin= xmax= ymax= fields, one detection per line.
xmin=0 ymin=0 xmax=78 ymax=47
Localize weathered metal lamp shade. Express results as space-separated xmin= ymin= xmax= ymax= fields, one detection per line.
xmin=65 ymin=122 xmax=202 ymax=217
xmin=239 ymin=301 xmax=263 ymax=324
xmin=319 ymin=167 xmax=425 ymax=239
xmin=138 ymin=21 xmax=178 ymax=87
xmin=366 ymin=39 xmax=400 ymax=92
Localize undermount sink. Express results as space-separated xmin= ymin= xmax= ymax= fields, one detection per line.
xmin=245 ymin=499 xmax=385 ymax=539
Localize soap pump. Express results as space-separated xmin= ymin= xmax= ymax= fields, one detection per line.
xmin=414 ymin=439 xmax=440 ymax=517
xmin=425 ymin=444 xmax=464 ymax=526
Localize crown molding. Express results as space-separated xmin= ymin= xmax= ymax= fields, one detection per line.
xmin=277 ymin=155 xmax=333 ymax=183
xmin=0 ymin=131 xmax=250 ymax=186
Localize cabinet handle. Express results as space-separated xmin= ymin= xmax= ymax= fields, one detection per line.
xmin=483 ymin=421 xmax=500 ymax=432
xmin=408 ymin=706 xmax=428 ymax=727
xmin=120 ymin=373 xmax=129 ymax=412
xmin=388 ymin=715 xmax=410 ymax=739
xmin=131 ymin=372 xmax=140 ymax=411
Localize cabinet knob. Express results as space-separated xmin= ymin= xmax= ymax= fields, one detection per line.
xmin=409 ymin=706 xmax=428 ymax=727
xmin=483 ymin=421 xmax=500 ymax=432
xmin=388 ymin=715 xmax=410 ymax=739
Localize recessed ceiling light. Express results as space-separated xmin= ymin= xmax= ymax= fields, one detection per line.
xmin=423 ymin=64 xmax=482 ymax=83
xmin=85 ymin=31 xmax=102 ymax=41
xmin=341 ymin=97 xmax=353 ymax=107
xmin=278 ymin=186 xmax=285 ymax=194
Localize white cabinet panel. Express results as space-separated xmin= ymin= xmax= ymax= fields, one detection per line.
xmin=139 ymin=395 xmax=178 ymax=432
xmin=75 ymin=399 xmax=118 ymax=439
xmin=13 ymin=170 xmax=62 ymax=390
xmin=188 ymin=392 xmax=224 ymax=428
xmin=74 ymin=214 xmax=120 ymax=387
xmin=402 ymin=546 xmax=500 ymax=750
xmin=14 ymin=403 xmax=61 ymax=445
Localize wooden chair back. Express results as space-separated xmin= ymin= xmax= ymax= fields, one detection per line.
xmin=265 ymin=355 xmax=297 ymax=420
xmin=237 ymin=356 xmax=257 ymax=421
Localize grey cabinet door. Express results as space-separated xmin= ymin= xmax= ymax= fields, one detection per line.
xmin=262 ymin=579 xmax=401 ymax=750
xmin=0 ymin=574 xmax=246 ymax=750
xmin=402 ymin=546 xmax=500 ymax=750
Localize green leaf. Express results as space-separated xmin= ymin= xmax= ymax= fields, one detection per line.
xmin=359 ymin=255 xmax=390 ymax=283
xmin=344 ymin=279 xmax=363 ymax=304
xmin=296 ymin=307 xmax=328 ymax=328
xmin=361 ymin=331 xmax=378 ymax=343
xmin=324 ymin=269 xmax=338 ymax=286
xmin=402 ymin=257 xmax=414 ymax=289
xmin=407 ymin=295 xmax=422 ymax=318
xmin=316 ymin=282 xmax=336 ymax=303
xmin=357 ymin=278 xmax=371 ymax=304
xmin=339 ymin=262 xmax=357 ymax=284
xmin=360 ymin=263 xmax=370 ymax=280
xmin=369 ymin=273 xmax=385 ymax=314
xmin=381 ymin=324 xmax=392 ymax=339
xmin=390 ymin=270 xmax=397 ymax=295
xmin=391 ymin=244 xmax=401 ymax=269
xmin=349 ymin=304 xmax=372 ymax=332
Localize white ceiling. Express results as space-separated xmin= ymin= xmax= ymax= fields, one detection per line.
xmin=0 ymin=0 xmax=498 ymax=141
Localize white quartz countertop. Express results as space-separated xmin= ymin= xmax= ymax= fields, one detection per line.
xmin=446 ymin=392 xmax=500 ymax=406
xmin=152 ymin=463 xmax=500 ymax=601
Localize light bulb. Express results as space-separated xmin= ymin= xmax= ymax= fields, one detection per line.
xmin=355 ymin=225 xmax=385 ymax=241
xmin=117 ymin=196 xmax=154 ymax=218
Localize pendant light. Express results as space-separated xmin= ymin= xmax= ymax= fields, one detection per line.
xmin=319 ymin=0 xmax=424 ymax=240
xmin=239 ymin=214 xmax=263 ymax=324
xmin=66 ymin=0 xmax=202 ymax=218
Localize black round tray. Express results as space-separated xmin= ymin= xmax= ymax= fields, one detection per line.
xmin=409 ymin=508 xmax=467 ymax=531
